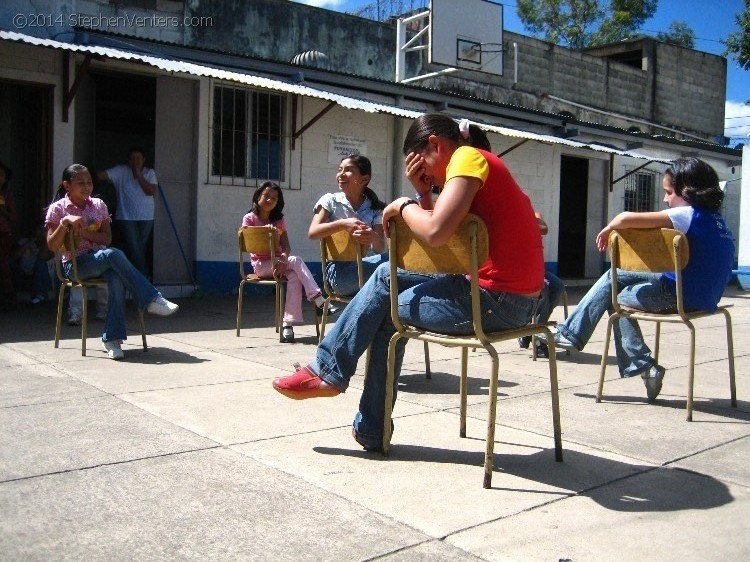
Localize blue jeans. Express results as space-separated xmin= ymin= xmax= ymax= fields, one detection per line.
xmin=325 ymin=253 xmax=387 ymax=297
xmin=310 ymin=262 xmax=538 ymax=447
xmin=536 ymin=271 xmax=565 ymax=324
xmin=63 ymin=247 xmax=158 ymax=342
xmin=556 ymin=269 xmax=676 ymax=377
xmin=117 ymin=220 xmax=153 ymax=277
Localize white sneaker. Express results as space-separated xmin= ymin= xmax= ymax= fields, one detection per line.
xmin=146 ymin=295 xmax=179 ymax=316
xmin=102 ymin=340 xmax=124 ymax=360
xmin=67 ymin=313 xmax=82 ymax=326
xmin=95 ymin=310 xmax=107 ymax=321
xmin=553 ymin=329 xmax=577 ymax=351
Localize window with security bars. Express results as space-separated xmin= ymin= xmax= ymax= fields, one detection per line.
xmin=211 ymin=85 xmax=285 ymax=183
xmin=623 ymin=169 xmax=656 ymax=212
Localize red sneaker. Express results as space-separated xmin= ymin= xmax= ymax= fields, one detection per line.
xmin=272 ymin=365 xmax=341 ymax=400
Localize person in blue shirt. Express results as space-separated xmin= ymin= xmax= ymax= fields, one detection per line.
xmin=554 ymin=157 xmax=734 ymax=402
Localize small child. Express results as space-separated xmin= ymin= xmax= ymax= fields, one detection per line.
xmin=242 ymin=181 xmax=335 ymax=343
xmin=45 ymin=164 xmax=179 ymax=360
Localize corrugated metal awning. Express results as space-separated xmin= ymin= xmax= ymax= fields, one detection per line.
xmin=0 ymin=30 xmax=671 ymax=162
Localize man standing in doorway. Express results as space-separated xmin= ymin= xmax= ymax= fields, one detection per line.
xmin=98 ymin=147 xmax=157 ymax=278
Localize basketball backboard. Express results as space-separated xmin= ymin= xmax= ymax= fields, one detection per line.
xmin=429 ymin=0 xmax=504 ymax=76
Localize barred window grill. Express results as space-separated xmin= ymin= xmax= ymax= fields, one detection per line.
xmin=210 ymin=84 xmax=285 ymax=184
xmin=624 ymin=169 xmax=657 ymax=212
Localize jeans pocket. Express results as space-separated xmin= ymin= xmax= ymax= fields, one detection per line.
xmin=478 ymin=289 xmax=535 ymax=332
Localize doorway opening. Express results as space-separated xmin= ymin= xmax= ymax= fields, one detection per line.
xmin=557 ymin=155 xmax=589 ymax=278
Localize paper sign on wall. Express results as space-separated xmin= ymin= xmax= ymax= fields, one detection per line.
xmin=329 ymin=135 xmax=367 ymax=163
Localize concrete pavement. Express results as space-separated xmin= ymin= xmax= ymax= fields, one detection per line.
xmin=1 ymin=286 xmax=748 ymax=560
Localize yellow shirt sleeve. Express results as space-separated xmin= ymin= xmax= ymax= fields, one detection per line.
xmin=445 ymin=146 xmax=489 ymax=186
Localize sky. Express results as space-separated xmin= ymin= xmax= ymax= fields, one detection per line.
xmin=292 ymin=0 xmax=750 ymax=146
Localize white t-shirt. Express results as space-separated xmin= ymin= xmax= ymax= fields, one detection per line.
xmin=106 ymin=164 xmax=157 ymax=221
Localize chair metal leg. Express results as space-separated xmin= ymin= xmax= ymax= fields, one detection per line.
xmin=81 ymin=286 xmax=88 ymax=356
xmin=236 ymin=281 xmax=244 ymax=337
xmin=139 ymin=310 xmax=148 ymax=351
xmin=382 ymin=333 xmax=401 ymax=456
xmin=54 ymin=284 xmax=66 ymax=348
xmin=686 ymin=324 xmax=696 ymax=421
xmin=545 ymin=329 xmax=563 ymax=462
xmin=460 ymin=347 xmax=468 ymax=438
xmin=319 ymin=297 xmax=330 ymax=343
xmin=483 ymin=347 xmax=500 ymax=489
xmin=722 ymin=309 xmax=737 ymax=407
xmin=597 ymin=315 xmax=616 ymax=402
xmin=424 ymin=341 xmax=431 ymax=379
xmin=277 ymin=282 xmax=285 ymax=342
xmin=654 ymin=322 xmax=661 ymax=363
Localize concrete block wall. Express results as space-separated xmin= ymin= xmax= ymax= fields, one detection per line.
xmin=654 ymin=43 xmax=726 ymax=139
xmin=0 ymin=0 xmax=185 ymax=44
xmin=185 ymin=0 xmax=418 ymax=80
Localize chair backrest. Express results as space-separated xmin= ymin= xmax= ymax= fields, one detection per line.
xmin=609 ymin=228 xmax=690 ymax=316
xmin=55 ymin=229 xmax=84 ymax=284
xmin=322 ymin=230 xmax=366 ymax=262
xmin=387 ymin=213 xmax=489 ymax=337
xmin=238 ymin=226 xmax=280 ymax=279
xmin=610 ymin=228 xmax=689 ymax=273
xmin=320 ymin=230 xmax=367 ymax=297
xmin=388 ymin=214 xmax=489 ymax=275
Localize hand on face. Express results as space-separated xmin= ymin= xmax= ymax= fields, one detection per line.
xmin=128 ymin=152 xmax=146 ymax=178
xmin=404 ymin=151 xmax=431 ymax=196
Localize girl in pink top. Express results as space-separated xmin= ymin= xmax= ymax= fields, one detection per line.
xmin=242 ymin=181 xmax=332 ymax=343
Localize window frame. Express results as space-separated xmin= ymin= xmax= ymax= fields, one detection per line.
xmin=208 ymin=81 xmax=290 ymax=187
xmin=623 ymin=167 xmax=658 ymax=213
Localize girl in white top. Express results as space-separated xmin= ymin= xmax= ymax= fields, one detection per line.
xmin=308 ymin=155 xmax=387 ymax=297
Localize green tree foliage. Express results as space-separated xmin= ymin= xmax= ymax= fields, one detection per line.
xmin=516 ymin=0 xmax=658 ymax=49
xmin=723 ymin=0 xmax=750 ymax=70
xmin=656 ymin=21 xmax=695 ymax=48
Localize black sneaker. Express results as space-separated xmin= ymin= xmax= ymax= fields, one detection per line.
xmin=642 ymin=365 xmax=666 ymax=402
xmin=535 ymin=340 xmax=549 ymax=358
xmin=518 ymin=336 xmax=532 ymax=349
xmin=281 ymin=326 xmax=295 ymax=343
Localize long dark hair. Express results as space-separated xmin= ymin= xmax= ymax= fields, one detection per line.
xmin=665 ymin=157 xmax=724 ymax=212
xmin=340 ymin=155 xmax=385 ymax=211
xmin=402 ymin=114 xmax=490 ymax=154
xmin=52 ymin=163 xmax=89 ymax=203
xmin=250 ymin=181 xmax=285 ymax=222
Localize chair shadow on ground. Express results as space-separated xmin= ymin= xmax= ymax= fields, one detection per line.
xmin=61 ymin=345 xmax=210 ymax=365
xmin=574 ymin=391 xmax=750 ymax=422
xmin=397 ymin=370 xmax=518 ymax=396
xmin=314 ymin=445 xmax=733 ymax=512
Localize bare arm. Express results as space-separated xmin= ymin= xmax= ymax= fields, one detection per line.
xmin=308 ymin=207 xmax=367 ymax=239
xmin=595 ymin=211 xmax=674 ymax=252
xmin=133 ymin=168 xmax=157 ymax=196
xmin=535 ymin=212 xmax=549 ymax=235
xmin=383 ymin=175 xmax=481 ymax=247
xmin=46 ymin=217 xmax=112 ymax=252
